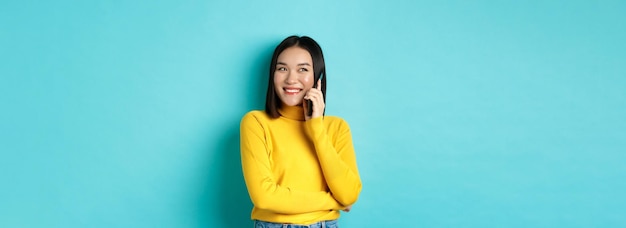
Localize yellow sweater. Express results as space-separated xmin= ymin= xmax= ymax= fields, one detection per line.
xmin=240 ymin=105 xmax=362 ymax=224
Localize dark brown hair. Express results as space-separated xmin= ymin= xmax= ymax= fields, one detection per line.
xmin=265 ymin=36 xmax=327 ymax=118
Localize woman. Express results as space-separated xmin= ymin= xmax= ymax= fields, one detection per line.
xmin=240 ymin=35 xmax=362 ymax=227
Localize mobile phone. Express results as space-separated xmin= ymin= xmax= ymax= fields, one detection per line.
xmin=307 ymin=72 xmax=324 ymax=116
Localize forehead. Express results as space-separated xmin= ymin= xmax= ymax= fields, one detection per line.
xmin=277 ymin=47 xmax=313 ymax=65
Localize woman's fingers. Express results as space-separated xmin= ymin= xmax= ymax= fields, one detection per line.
xmin=304 ymin=80 xmax=324 ymax=119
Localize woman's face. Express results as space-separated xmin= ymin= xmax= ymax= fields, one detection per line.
xmin=273 ymin=46 xmax=314 ymax=107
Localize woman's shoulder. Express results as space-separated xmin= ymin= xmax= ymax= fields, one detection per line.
xmin=324 ymin=115 xmax=351 ymax=129
xmin=324 ymin=115 xmax=345 ymax=122
xmin=243 ymin=110 xmax=266 ymax=117
xmin=241 ymin=110 xmax=270 ymax=122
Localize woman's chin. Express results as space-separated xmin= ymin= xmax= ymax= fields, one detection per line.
xmin=281 ymin=101 xmax=303 ymax=107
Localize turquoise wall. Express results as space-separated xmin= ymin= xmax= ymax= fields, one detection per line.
xmin=1 ymin=0 xmax=625 ymax=227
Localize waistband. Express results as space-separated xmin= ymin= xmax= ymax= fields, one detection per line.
xmin=254 ymin=219 xmax=338 ymax=228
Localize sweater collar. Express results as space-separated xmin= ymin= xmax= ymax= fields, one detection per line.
xmin=278 ymin=105 xmax=305 ymax=121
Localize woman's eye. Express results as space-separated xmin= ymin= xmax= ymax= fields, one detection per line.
xmin=299 ymin=68 xmax=309 ymax=72
xmin=277 ymin=67 xmax=287 ymax=71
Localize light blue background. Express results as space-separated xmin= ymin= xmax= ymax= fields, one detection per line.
xmin=1 ymin=0 xmax=625 ymax=227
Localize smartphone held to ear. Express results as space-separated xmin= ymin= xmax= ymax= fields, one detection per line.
xmin=307 ymin=73 xmax=324 ymax=116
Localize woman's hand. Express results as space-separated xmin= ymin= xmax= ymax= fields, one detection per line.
xmin=303 ymin=79 xmax=325 ymax=120
xmin=342 ymin=205 xmax=352 ymax=212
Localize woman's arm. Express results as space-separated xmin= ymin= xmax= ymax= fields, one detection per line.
xmin=240 ymin=112 xmax=343 ymax=214
xmin=305 ymin=117 xmax=362 ymax=206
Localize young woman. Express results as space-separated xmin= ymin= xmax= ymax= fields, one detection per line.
xmin=240 ymin=36 xmax=362 ymax=227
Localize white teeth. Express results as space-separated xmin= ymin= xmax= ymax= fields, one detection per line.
xmin=285 ymin=89 xmax=301 ymax=93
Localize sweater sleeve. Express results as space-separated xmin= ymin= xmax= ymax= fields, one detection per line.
xmin=240 ymin=112 xmax=343 ymax=214
xmin=305 ymin=117 xmax=362 ymax=206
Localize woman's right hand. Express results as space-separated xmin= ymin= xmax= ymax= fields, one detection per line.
xmin=303 ymin=79 xmax=325 ymax=120
xmin=342 ymin=205 xmax=352 ymax=212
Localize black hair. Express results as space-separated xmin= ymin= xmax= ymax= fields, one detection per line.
xmin=265 ymin=35 xmax=327 ymax=118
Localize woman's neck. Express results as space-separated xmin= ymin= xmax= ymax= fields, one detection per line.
xmin=278 ymin=105 xmax=305 ymax=120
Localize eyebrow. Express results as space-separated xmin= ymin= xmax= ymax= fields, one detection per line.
xmin=276 ymin=62 xmax=311 ymax=66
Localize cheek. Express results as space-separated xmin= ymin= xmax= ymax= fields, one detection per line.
xmin=302 ymin=74 xmax=314 ymax=89
xmin=273 ymin=73 xmax=283 ymax=87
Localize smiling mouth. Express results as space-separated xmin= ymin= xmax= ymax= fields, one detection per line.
xmin=284 ymin=88 xmax=302 ymax=95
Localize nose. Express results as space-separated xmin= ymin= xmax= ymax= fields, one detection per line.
xmin=285 ymin=70 xmax=298 ymax=84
